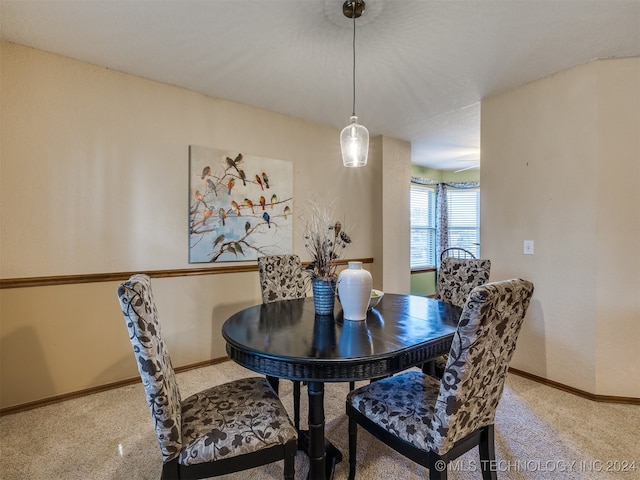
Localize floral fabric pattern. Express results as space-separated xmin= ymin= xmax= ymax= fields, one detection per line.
xmin=258 ymin=255 xmax=307 ymax=304
xmin=117 ymin=274 xmax=297 ymax=467
xmin=435 ymin=258 xmax=492 ymax=308
xmin=348 ymin=279 xmax=534 ymax=456
xmin=434 ymin=257 xmax=492 ymax=371
xmin=179 ymin=377 xmax=298 ymax=465
xmin=118 ymin=274 xmax=183 ymax=462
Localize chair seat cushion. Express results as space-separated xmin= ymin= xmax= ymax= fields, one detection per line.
xmin=347 ymin=371 xmax=439 ymax=452
xmin=178 ymin=377 xmax=298 ymax=466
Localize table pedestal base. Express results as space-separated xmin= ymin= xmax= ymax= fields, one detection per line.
xmin=297 ymin=430 xmax=342 ymax=480
xmin=305 ymin=381 xmax=344 ymax=480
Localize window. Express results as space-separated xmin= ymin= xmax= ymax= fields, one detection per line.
xmin=410 ymin=184 xmax=481 ymax=269
xmin=410 ymin=184 xmax=436 ymax=268
xmin=447 ymin=188 xmax=480 ymax=258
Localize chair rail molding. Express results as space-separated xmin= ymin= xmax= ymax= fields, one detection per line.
xmin=0 ymin=258 xmax=375 ymax=289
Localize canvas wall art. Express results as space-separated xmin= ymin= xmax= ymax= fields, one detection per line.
xmin=189 ymin=145 xmax=293 ymax=263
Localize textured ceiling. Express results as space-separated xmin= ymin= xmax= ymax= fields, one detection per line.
xmin=1 ymin=0 xmax=639 ymax=169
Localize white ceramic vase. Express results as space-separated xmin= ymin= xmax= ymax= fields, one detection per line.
xmin=337 ymin=261 xmax=372 ymax=321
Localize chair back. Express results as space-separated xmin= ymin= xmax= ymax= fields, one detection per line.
xmin=435 ymin=257 xmax=491 ymax=308
xmin=440 ymin=247 xmax=476 ymax=261
xmin=258 ymin=254 xmax=307 ymax=304
xmin=428 ymin=278 xmax=534 ymax=455
xmin=117 ymin=274 xmax=182 ymax=462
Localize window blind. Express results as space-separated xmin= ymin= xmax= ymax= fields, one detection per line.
xmin=410 ymin=185 xmax=436 ymax=268
xmin=447 ymin=189 xmax=480 ymax=258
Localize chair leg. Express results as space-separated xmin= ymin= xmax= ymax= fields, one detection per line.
xmin=422 ymin=360 xmax=436 ymax=376
xmin=348 ymin=413 xmax=357 ymax=480
xmin=428 ymin=464 xmax=448 ymax=480
xmin=293 ymin=380 xmax=301 ymax=430
xmin=479 ymin=425 xmax=497 ymax=480
xmin=266 ymin=375 xmax=279 ymax=393
xmin=283 ymin=439 xmax=297 ymax=480
xmin=160 ymin=459 xmax=179 ymax=480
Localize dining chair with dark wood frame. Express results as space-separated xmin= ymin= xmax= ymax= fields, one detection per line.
xmin=347 ymin=278 xmax=534 ymax=480
xmin=117 ymin=274 xmax=298 ymax=480
xmin=257 ymin=254 xmax=308 ymax=430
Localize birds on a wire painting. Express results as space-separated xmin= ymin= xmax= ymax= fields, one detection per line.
xmin=189 ymin=146 xmax=293 ymax=263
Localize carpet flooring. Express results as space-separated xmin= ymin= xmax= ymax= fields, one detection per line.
xmin=1 ymin=361 xmax=638 ymax=479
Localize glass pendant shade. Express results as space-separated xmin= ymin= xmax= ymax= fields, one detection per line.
xmin=340 ymin=115 xmax=369 ymax=167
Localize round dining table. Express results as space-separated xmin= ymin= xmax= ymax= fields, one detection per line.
xmin=222 ymin=293 xmax=461 ymax=480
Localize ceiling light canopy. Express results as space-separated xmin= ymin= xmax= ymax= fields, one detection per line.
xmin=340 ymin=0 xmax=369 ymax=168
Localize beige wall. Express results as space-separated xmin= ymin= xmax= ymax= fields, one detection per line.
xmin=482 ymin=57 xmax=639 ymax=397
xmin=3 ymin=42 xmax=635 ymax=408
xmin=381 ymin=137 xmax=411 ymax=294
xmin=0 ymin=42 xmax=410 ymax=408
xmin=411 ymin=165 xmax=480 ymax=184
xmin=0 ymin=275 xmax=261 ymax=408
xmin=1 ymin=42 xmax=379 ymax=278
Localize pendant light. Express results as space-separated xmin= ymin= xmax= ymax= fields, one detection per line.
xmin=340 ymin=0 xmax=369 ymax=167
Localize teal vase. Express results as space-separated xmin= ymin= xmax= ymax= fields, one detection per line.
xmin=312 ymin=279 xmax=336 ymax=315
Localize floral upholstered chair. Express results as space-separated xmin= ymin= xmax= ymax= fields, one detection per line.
xmin=435 ymin=257 xmax=492 ymax=309
xmin=346 ymin=279 xmax=534 ymax=480
xmin=257 ymin=254 xmax=308 ymax=430
xmin=429 ymin=257 xmax=492 ymax=377
xmin=257 ymin=254 xmax=307 ymax=304
xmin=117 ymin=274 xmax=298 ymax=480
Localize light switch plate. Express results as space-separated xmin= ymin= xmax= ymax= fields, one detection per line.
xmin=523 ymin=240 xmax=534 ymax=255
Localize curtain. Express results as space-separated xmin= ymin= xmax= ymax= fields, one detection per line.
xmin=436 ymin=183 xmax=448 ymax=264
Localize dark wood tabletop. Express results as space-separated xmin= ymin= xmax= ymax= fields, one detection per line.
xmin=223 ymin=293 xmax=461 ymax=382
xmin=222 ymin=293 xmax=462 ymax=480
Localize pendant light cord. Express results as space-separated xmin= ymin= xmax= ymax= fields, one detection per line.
xmin=351 ymin=2 xmax=356 ymax=117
